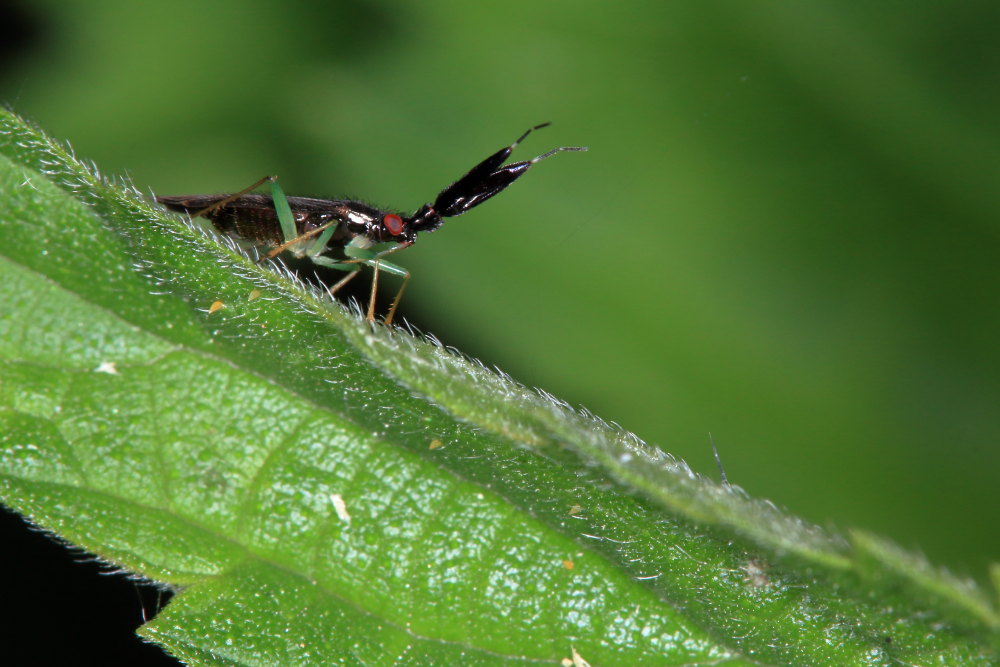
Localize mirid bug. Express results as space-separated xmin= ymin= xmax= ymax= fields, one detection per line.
xmin=157 ymin=123 xmax=586 ymax=325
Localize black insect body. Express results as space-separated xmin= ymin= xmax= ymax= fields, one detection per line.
xmin=157 ymin=123 xmax=586 ymax=324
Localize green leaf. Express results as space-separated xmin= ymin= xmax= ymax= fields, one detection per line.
xmin=1 ymin=108 xmax=997 ymax=666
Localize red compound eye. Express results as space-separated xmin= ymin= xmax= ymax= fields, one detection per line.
xmin=382 ymin=214 xmax=403 ymax=236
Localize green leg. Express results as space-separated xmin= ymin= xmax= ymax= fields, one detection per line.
xmin=375 ymin=260 xmax=410 ymax=326
xmin=365 ymin=255 xmax=411 ymax=325
xmin=267 ymin=192 xmax=414 ymax=324
xmin=333 ymin=243 xmax=412 ymax=324
xmin=268 ymin=177 xmax=297 ymax=244
xmin=306 ymin=225 xmax=338 ymax=257
xmin=259 ymin=178 xmax=341 ymax=261
xmin=240 ymin=179 xmax=406 ymax=322
xmin=270 ymin=177 xmax=337 ymax=255
xmin=312 ymin=255 xmax=365 ymax=300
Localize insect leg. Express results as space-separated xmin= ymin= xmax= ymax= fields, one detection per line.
xmin=370 ymin=243 xmax=412 ymax=325
xmin=191 ymin=175 xmax=277 ymax=218
xmin=367 ymin=259 xmax=380 ymax=322
xmin=261 ymin=217 xmax=340 ymax=262
xmin=257 ymin=179 xmax=344 ymax=262
xmin=268 ymin=177 xmax=297 ymax=243
xmin=311 ymin=255 xmax=365 ymax=297
xmin=338 ymin=242 xmax=413 ymax=324
xmin=380 ymin=260 xmax=410 ymax=326
xmin=364 ymin=257 xmax=410 ymax=325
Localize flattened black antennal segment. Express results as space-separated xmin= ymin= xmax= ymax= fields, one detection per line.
xmin=433 ymin=123 xmax=554 ymax=214
xmin=435 ymin=163 xmax=530 ymax=217
xmin=432 ymin=127 xmax=587 ymax=218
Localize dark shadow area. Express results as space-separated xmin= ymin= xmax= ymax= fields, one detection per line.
xmin=0 ymin=508 xmax=179 ymax=666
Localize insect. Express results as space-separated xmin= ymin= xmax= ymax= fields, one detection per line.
xmin=157 ymin=123 xmax=586 ymax=325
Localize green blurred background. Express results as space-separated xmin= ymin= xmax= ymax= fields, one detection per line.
xmin=3 ymin=0 xmax=999 ymax=583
